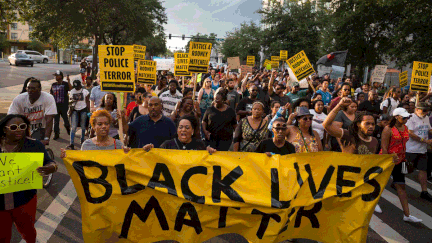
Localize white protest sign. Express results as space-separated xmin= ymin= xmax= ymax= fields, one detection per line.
xmin=330 ymin=65 xmax=345 ymax=79
xmin=371 ymin=65 xmax=387 ymax=84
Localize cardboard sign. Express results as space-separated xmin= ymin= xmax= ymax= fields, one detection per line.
xmin=271 ymin=56 xmax=280 ymax=62
xmin=399 ymin=71 xmax=408 ymax=87
xmin=174 ymin=53 xmax=191 ymax=76
xmin=240 ymin=65 xmax=253 ymax=76
xmin=410 ymin=61 xmax=432 ymax=92
xmin=280 ymin=50 xmax=288 ymax=61
xmin=64 ymin=150 xmax=393 ymax=243
xmin=99 ymin=45 xmax=135 ymax=93
xmin=371 ymin=65 xmax=387 ymax=84
xmin=317 ymin=65 xmax=332 ymax=77
xmin=133 ymin=45 xmax=146 ymax=61
xmin=0 ymin=153 xmax=43 ymax=194
xmin=227 ymin=56 xmax=241 ymax=69
xmin=246 ymin=56 xmax=255 ymax=66
xmin=188 ymin=42 xmax=212 ymax=73
xmin=137 ymin=60 xmax=157 ymax=85
xmin=330 ymin=65 xmax=345 ymax=79
xmin=286 ymin=50 xmax=316 ymax=81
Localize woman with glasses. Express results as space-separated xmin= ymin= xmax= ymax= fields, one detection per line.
xmin=256 ymin=117 xmax=296 ymax=156
xmin=128 ymin=92 xmax=152 ymax=123
xmin=198 ymin=78 xmax=214 ymax=117
xmin=0 ymin=114 xmax=57 ymax=243
xmin=329 ymin=82 xmax=351 ymax=111
xmin=286 ymin=107 xmax=323 ymax=153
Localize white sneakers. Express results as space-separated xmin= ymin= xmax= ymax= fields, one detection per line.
xmin=403 ymin=215 xmax=422 ymax=223
xmin=374 ymin=205 xmax=382 ymax=213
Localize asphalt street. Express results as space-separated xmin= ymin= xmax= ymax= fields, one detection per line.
xmin=0 ymin=60 xmax=81 ymax=88
xmin=7 ymin=122 xmax=432 ymax=243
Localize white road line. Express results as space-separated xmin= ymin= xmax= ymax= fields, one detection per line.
xmin=20 ymin=180 xmax=77 ymax=243
xmin=369 ymin=214 xmax=409 ymax=243
xmin=380 ymin=189 xmax=432 ymax=229
xmin=405 ymin=177 xmax=432 ymax=194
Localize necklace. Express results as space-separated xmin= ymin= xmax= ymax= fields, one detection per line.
xmin=0 ymin=139 xmax=20 ymax=153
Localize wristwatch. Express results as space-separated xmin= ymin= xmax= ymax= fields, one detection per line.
xmin=44 ymin=137 xmax=50 ymax=141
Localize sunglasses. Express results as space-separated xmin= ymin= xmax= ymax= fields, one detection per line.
xmin=5 ymin=123 xmax=27 ymax=131
xmin=251 ymin=89 xmax=258 ymax=92
xmin=301 ymin=117 xmax=313 ymax=121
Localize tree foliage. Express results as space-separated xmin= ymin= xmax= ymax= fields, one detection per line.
xmin=0 ymin=0 xmax=18 ymax=32
xmin=27 ymin=40 xmax=45 ymax=53
xmin=220 ymin=21 xmax=262 ymax=64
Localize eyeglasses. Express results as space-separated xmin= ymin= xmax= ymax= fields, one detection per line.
xmin=5 ymin=123 xmax=27 ymax=131
xmin=301 ymin=117 xmax=313 ymax=121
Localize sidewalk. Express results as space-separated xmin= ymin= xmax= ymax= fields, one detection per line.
xmin=0 ymin=74 xmax=81 ymax=114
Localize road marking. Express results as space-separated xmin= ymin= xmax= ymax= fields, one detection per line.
xmin=405 ymin=177 xmax=432 ymax=194
xmin=369 ymin=214 xmax=409 ymax=243
xmin=20 ymin=180 xmax=77 ymax=243
xmin=380 ymin=189 xmax=432 ymax=229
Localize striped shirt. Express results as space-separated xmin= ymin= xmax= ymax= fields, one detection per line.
xmin=159 ymin=90 xmax=183 ymax=117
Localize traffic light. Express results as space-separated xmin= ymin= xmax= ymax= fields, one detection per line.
xmin=182 ymin=34 xmax=185 ymax=40
xmin=169 ymin=34 xmax=171 ymax=39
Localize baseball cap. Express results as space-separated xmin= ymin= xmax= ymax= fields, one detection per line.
xmin=393 ymin=108 xmax=411 ymax=118
xmin=53 ymin=70 xmax=63 ymax=76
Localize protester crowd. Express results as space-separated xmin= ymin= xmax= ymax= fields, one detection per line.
xmin=2 ymin=63 xmax=432 ymax=242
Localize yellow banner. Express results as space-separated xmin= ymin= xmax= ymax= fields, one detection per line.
xmin=174 ymin=53 xmax=191 ymax=76
xmin=247 ymin=56 xmax=255 ymax=66
xmin=410 ymin=61 xmax=432 ymax=92
xmin=137 ymin=60 xmax=157 ymax=85
xmin=287 ymin=50 xmax=316 ymax=81
xmin=0 ymin=153 xmax=43 ymax=194
xmin=399 ymin=71 xmax=408 ymax=87
xmin=188 ymin=42 xmax=212 ymax=73
xmin=271 ymin=56 xmax=280 ymax=62
xmin=64 ymin=150 xmax=393 ymax=243
xmin=280 ymin=50 xmax=288 ymax=61
xmin=133 ymin=45 xmax=146 ymax=61
xmin=99 ymin=45 xmax=135 ymax=93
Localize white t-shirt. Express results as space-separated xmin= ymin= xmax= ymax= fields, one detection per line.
xmin=8 ymin=91 xmax=57 ymax=131
xmin=159 ymin=90 xmax=183 ymax=117
xmin=380 ymin=97 xmax=399 ymax=116
xmin=406 ymin=114 xmax=432 ymax=153
xmin=69 ymin=88 xmax=89 ymax=111
xmin=309 ymin=109 xmax=327 ymax=140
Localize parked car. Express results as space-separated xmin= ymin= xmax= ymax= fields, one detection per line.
xmin=8 ymin=53 xmax=34 ymax=67
xmin=16 ymin=50 xmax=49 ymax=63
xmin=83 ymin=55 xmax=99 ymax=63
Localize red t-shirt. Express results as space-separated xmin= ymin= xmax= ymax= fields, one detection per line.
xmin=126 ymin=101 xmax=138 ymax=117
xmin=379 ymin=125 xmax=409 ymax=164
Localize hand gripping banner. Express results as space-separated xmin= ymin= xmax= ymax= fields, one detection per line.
xmin=63 ymin=150 xmax=393 ymax=243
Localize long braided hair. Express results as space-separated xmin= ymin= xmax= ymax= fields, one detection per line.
xmin=347 ymin=111 xmax=375 ymax=146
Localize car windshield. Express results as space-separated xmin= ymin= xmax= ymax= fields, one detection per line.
xmin=16 ymin=54 xmax=29 ymax=58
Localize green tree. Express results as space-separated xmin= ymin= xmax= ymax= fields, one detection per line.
xmin=184 ymin=33 xmax=218 ymax=53
xmin=27 ymin=40 xmax=45 ymax=53
xmin=0 ymin=34 xmax=10 ymax=54
xmin=220 ymin=21 xmax=263 ymax=65
xmin=0 ymin=0 xmax=18 ymax=32
xmin=135 ymin=32 xmax=167 ymax=58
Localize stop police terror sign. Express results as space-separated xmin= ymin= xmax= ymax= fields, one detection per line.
xmin=99 ymin=45 xmax=135 ymax=92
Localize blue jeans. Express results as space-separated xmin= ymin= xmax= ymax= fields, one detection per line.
xmin=70 ymin=109 xmax=87 ymax=145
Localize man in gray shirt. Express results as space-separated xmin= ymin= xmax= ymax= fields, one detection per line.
xmin=226 ymin=79 xmax=240 ymax=111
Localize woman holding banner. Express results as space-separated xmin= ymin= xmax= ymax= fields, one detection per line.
xmin=0 ymin=114 xmax=57 ymax=243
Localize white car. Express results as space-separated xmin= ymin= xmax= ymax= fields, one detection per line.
xmin=16 ymin=50 xmax=49 ymax=63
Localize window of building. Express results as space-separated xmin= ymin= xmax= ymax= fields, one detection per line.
xmin=11 ymin=23 xmax=18 ymax=30
xmin=11 ymin=46 xmax=18 ymax=53
xmin=29 ymin=25 xmax=33 ymax=31
xmin=11 ymin=33 xmax=18 ymax=40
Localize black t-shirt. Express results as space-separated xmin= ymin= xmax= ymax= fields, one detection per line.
xmin=255 ymin=139 xmax=296 ymax=155
xmin=160 ymin=138 xmax=207 ymax=150
xmin=358 ymin=100 xmax=381 ymax=115
xmin=270 ymin=93 xmax=292 ymax=106
xmin=203 ymin=106 xmax=237 ymax=141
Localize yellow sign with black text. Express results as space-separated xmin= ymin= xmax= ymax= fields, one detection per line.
xmin=399 ymin=71 xmax=408 ymax=87
xmin=133 ymin=45 xmax=146 ymax=61
xmin=271 ymin=56 xmax=280 ymax=62
xmin=137 ymin=60 xmax=157 ymax=85
xmin=287 ymin=50 xmax=316 ymax=81
xmin=247 ymin=56 xmax=255 ymax=66
xmin=99 ymin=45 xmax=135 ymax=93
xmin=64 ymin=150 xmax=393 ymax=243
xmin=188 ymin=42 xmax=212 ymax=73
xmin=280 ymin=50 xmax=288 ymax=61
xmin=410 ymin=61 xmax=432 ymax=92
xmin=174 ymin=53 xmax=191 ymax=76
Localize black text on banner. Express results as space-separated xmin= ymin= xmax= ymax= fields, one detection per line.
xmin=286 ymin=50 xmax=316 ymax=81
xmin=188 ymin=42 xmax=212 ymax=73
xmin=410 ymin=61 xmax=432 ymax=92
xmin=174 ymin=53 xmax=191 ymax=76
xmin=137 ymin=60 xmax=157 ymax=85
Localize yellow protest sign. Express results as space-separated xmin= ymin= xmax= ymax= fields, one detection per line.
xmin=287 ymin=50 xmax=316 ymax=81
xmin=188 ymin=42 xmax=212 ymax=73
xmin=0 ymin=153 xmax=43 ymax=194
xmin=271 ymin=56 xmax=280 ymax=62
xmin=410 ymin=61 xmax=432 ymax=92
xmin=280 ymin=50 xmax=288 ymax=61
xmin=99 ymin=45 xmax=135 ymax=93
xmin=264 ymin=59 xmax=271 ymax=70
xmin=64 ymin=150 xmax=393 ymax=243
xmin=174 ymin=53 xmax=191 ymax=76
xmin=399 ymin=71 xmax=408 ymax=87
xmin=271 ymin=60 xmax=279 ymax=69
xmin=247 ymin=56 xmax=255 ymax=66
xmin=137 ymin=60 xmax=157 ymax=85
xmin=133 ymin=45 xmax=146 ymax=61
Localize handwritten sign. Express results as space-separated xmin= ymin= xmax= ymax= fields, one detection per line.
xmin=174 ymin=53 xmax=190 ymax=76
xmin=188 ymin=42 xmax=212 ymax=73
xmin=240 ymin=65 xmax=253 ymax=76
xmin=399 ymin=71 xmax=408 ymax=87
xmin=99 ymin=45 xmax=135 ymax=93
xmin=227 ymin=56 xmax=241 ymax=69
xmin=133 ymin=45 xmax=146 ymax=61
xmin=246 ymin=56 xmax=255 ymax=66
xmin=410 ymin=61 xmax=432 ymax=92
xmin=371 ymin=65 xmax=387 ymax=84
xmin=137 ymin=60 xmax=157 ymax=85
xmin=286 ymin=50 xmax=316 ymax=81
xmin=0 ymin=153 xmax=43 ymax=194
xmin=280 ymin=50 xmax=288 ymax=61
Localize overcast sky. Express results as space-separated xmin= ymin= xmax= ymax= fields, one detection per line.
xmin=163 ymin=0 xmax=262 ymax=52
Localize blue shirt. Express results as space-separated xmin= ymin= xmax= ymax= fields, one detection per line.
xmin=127 ymin=115 xmax=177 ymax=148
xmin=316 ymin=90 xmax=332 ymax=105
